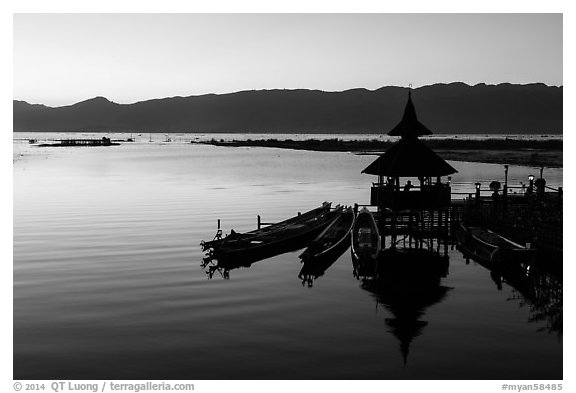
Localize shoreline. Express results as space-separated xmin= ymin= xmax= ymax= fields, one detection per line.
xmin=193 ymin=138 xmax=563 ymax=168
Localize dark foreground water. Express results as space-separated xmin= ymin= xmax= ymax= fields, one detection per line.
xmin=13 ymin=135 xmax=562 ymax=379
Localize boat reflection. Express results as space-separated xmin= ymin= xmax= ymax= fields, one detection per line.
xmin=456 ymin=227 xmax=562 ymax=337
xmin=507 ymin=266 xmax=561 ymax=337
xmin=470 ymin=254 xmax=561 ymax=337
xmin=353 ymin=247 xmax=453 ymax=365
xmin=298 ymin=244 xmax=350 ymax=287
xmin=201 ymin=202 xmax=339 ymax=279
xmin=201 ymin=241 xmax=306 ymax=279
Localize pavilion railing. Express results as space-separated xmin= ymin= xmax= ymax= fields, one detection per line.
xmin=370 ymin=184 xmax=451 ymax=210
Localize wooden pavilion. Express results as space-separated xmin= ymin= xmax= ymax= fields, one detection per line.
xmin=363 ymin=91 xmax=457 ymax=211
xmin=361 ymin=91 xmax=459 ymax=249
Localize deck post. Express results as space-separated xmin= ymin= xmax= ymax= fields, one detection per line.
xmin=408 ymin=212 xmax=413 ymax=247
xmin=257 ymin=215 xmax=261 ymax=230
xmin=429 ymin=210 xmax=433 ymax=249
xmin=390 ymin=210 xmax=396 ymax=247
xmin=420 ymin=210 xmax=424 ymax=248
xmin=504 ymin=164 xmax=509 ymax=199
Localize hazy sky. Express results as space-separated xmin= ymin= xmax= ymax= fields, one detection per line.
xmin=13 ymin=13 xmax=562 ymax=106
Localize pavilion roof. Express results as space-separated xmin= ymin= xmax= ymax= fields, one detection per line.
xmin=388 ymin=91 xmax=433 ymax=138
xmin=361 ymin=137 xmax=457 ymax=177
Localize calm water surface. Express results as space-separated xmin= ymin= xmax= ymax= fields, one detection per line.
xmin=13 ymin=136 xmax=562 ymax=379
xmin=14 ymin=131 xmax=563 ymax=144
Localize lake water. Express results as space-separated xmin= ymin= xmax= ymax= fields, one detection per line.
xmin=13 ymin=135 xmax=563 ymax=380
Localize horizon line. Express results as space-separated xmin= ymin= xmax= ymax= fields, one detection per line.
xmin=14 ymin=81 xmax=563 ymax=108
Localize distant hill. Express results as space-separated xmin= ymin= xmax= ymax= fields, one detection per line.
xmin=13 ymin=83 xmax=563 ymax=134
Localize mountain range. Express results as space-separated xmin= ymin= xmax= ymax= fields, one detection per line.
xmin=13 ymin=82 xmax=563 ymax=134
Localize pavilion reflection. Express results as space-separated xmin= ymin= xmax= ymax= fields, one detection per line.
xmin=354 ymin=247 xmax=453 ymax=365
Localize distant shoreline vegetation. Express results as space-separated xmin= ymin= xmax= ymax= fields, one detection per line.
xmin=194 ymin=138 xmax=563 ymax=168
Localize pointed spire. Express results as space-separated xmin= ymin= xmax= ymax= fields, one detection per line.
xmin=401 ymin=339 xmax=410 ymax=367
xmin=403 ymin=91 xmax=417 ymax=121
xmin=386 ymin=317 xmax=428 ymax=367
xmin=388 ymin=90 xmax=433 ymax=138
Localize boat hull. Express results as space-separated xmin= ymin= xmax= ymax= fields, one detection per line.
xmin=456 ymin=222 xmax=536 ymax=266
xmin=351 ymin=207 xmax=381 ymax=262
xmin=211 ymin=205 xmax=341 ymax=265
xmin=215 ymin=224 xmax=329 ymax=266
xmin=201 ymin=202 xmax=331 ymax=252
xmin=300 ymin=207 xmax=355 ymax=263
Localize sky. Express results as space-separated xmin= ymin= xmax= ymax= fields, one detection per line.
xmin=13 ymin=13 xmax=562 ymax=106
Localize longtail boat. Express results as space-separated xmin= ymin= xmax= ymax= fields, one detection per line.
xmin=351 ymin=207 xmax=381 ymax=262
xmin=456 ymin=222 xmax=536 ymax=265
xmin=203 ymin=203 xmax=340 ymax=264
xmin=201 ymin=202 xmax=331 ymax=252
xmin=299 ymin=206 xmax=355 ymax=262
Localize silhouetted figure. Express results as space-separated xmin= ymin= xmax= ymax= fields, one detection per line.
xmin=535 ymin=178 xmax=546 ymax=196
xmin=403 ymin=181 xmax=413 ymax=192
xmin=492 ymin=191 xmax=500 ymax=205
xmin=489 ymin=181 xmax=501 ymax=204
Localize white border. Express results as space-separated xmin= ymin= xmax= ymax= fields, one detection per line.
xmin=4 ymin=3 xmax=571 ymax=392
